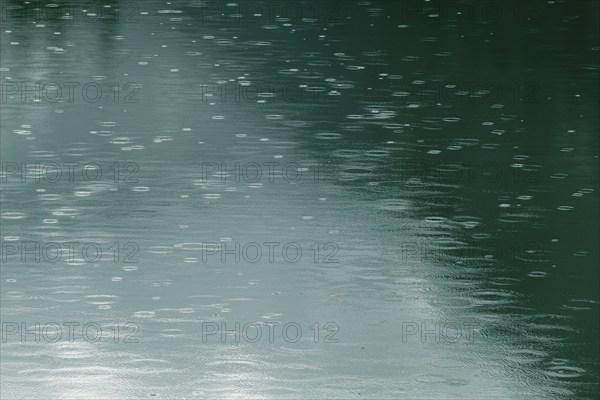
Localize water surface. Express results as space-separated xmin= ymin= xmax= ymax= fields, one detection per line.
xmin=1 ymin=1 xmax=599 ymax=399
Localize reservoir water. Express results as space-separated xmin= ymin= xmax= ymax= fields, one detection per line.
xmin=1 ymin=1 xmax=599 ymax=398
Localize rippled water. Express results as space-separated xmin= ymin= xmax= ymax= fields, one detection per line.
xmin=1 ymin=1 xmax=599 ymax=399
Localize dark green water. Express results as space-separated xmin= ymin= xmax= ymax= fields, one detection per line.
xmin=1 ymin=1 xmax=599 ymax=398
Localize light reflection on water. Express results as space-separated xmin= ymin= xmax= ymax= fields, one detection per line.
xmin=1 ymin=0 xmax=599 ymax=399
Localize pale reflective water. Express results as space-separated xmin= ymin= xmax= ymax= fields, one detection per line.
xmin=1 ymin=1 xmax=599 ymax=399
